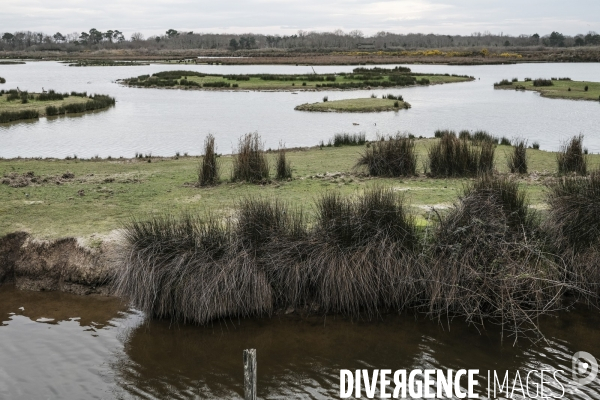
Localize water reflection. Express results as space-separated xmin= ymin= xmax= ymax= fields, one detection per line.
xmin=2 ymin=284 xmax=600 ymax=399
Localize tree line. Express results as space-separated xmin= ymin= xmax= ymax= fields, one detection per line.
xmin=1 ymin=28 xmax=599 ymax=52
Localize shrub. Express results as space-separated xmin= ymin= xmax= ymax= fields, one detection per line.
xmin=393 ymin=101 xmax=399 ymax=107
xmin=533 ymin=79 xmax=553 ymax=87
xmin=198 ymin=134 xmax=220 ymax=186
xmin=511 ymin=77 xmax=518 ymax=82
xmin=323 ymin=96 xmax=328 ymax=102
xmin=507 ymin=139 xmax=528 ymax=174
xmin=458 ymin=130 xmax=471 ymax=140
xmin=0 ymin=77 xmax=5 ymax=84
xmin=471 ymin=130 xmax=499 ymax=144
xmin=532 ymin=142 xmax=540 ymax=150
xmin=500 ymin=137 xmax=511 ymax=146
xmin=557 ymin=135 xmax=587 ymax=175
xmin=355 ymin=134 xmax=417 ymax=177
xmin=231 ymin=133 xmax=270 ymax=182
xmin=494 ymin=79 xmax=512 ymax=86
xmin=434 ymin=129 xmax=452 ymax=138
xmin=275 ymin=144 xmax=292 ymax=180
xmin=38 ymin=90 xmax=66 ymax=101
xmin=585 ymin=85 xmax=589 ymax=92
xmin=45 ymin=106 xmax=59 ymax=116
xmin=331 ymin=133 xmax=366 ymax=147
xmin=427 ymin=132 xmax=495 ymax=177
xmin=203 ymin=81 xmax=231 ymax=88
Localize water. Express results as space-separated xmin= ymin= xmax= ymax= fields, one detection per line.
xmin=2 ymin=284 xmax=600 ymax=399
xmin=0 ymin=62 xmax=599 ymax=158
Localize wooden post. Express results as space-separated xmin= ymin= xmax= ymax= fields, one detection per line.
xmin=244 ymin=348 xmax=257 ymax=400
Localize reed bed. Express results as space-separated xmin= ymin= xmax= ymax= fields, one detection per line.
xmin=355 ymin=134 xmax=417 ymax=176
xmin=198 ymin=134 xmax=220 ymax=186
xmin=0 ymin=110 xmax=39 ymax=123
xmin=114 ymin=177 xmax=592 ymax=340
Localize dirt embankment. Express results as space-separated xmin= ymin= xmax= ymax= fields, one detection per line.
xmin=0 ymin=232 xmax=116 ymax=295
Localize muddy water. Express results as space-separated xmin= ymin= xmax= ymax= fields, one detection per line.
xmin=2 ymin=285 xmax=600 ymax=399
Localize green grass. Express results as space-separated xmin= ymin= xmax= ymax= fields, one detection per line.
xmin=496 ymin=79 xmax=600 ymax=101
xmin=295 ymin=98 xmax=410 ymax=112
xmin=0 ymin=94 xmax=89 ymax=116
xmin=2 ymin=140 xmax=598 ymax=240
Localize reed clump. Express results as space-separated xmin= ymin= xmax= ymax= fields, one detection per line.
xmin=557 ymin=135 xmax=587 ymax=175
xmin=355 ymin=134 xmax=417 ymax=177
xmin=231 ymin=133 xmax=270 ymax=183
xmin=507 ymin=139 xmax=528 ymax=174
xmin=545 ymin=171 xmax=600 ymax=295
xmin=275 ymin=144 xmax=292 ymax=180
xmin=427 ymin=132 xmax=495 ymax=177
xmin=425 ymin=175 xmax=567 ymax=340
xmin=198 ymin=134 xmax=219 ymax=186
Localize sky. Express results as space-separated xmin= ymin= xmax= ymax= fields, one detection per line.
xmin=1 ymin=0 xmax=598 ymax=38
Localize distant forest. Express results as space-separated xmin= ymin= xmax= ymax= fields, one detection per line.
xmin=1 ymin=28 xmax=599 ymax=52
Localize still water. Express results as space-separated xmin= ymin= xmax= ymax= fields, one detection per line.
xmin=0 ymin=62 xmax=599 ymax=158
xmin=1 ymin=284 xmax=600 ymax=399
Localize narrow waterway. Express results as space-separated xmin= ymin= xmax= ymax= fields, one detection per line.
xmin=1 ymin=285 xmax=600 ymax=399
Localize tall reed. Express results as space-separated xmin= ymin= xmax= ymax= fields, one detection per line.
xmin=275 ymin=144 xmax=292 ymax=180
xmin=507 ymin=139 xmax=528 ymax=174
xmin=198 ymin=134 xmax=219 ymax=186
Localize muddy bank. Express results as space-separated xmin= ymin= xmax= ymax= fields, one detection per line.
xmin=0 ymin=232 xmax=116 ymax=295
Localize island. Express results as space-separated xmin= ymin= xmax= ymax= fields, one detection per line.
xmin=494 ymin=77 xmax=600 ymax=101
xmin=0 ymin=89 xmax=116 ymax=123
xmin=120 ymin=66 xmax=474 ymax=91
xmin=295 ymin=95 xmax=411 ymax=112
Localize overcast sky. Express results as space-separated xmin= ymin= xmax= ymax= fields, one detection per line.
xmin=1 ymin=0 xmax=598 ymax=38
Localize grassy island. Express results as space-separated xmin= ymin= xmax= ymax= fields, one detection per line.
xmin=295 ymin=95 xmax=410 ymax=112
xmin=0 ymin=89 xmax=116 ymax=123
xmin=66 ymin=60 xmax=149 ymax=67
xmin=121 ymin=67 xmax=474 ymax=91
xmin=494 ymin=77 xmax=600 ymax=101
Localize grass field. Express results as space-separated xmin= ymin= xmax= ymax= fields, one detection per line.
xmin=0 ymin=93 xmax=90 ymax=116
xmin=2 ymin=138 xmax=597 ymax=241
xmin=495 ymin=79 xmax=600 ymax=101
xmin=295 ymin=97 xmax=410 ymax=112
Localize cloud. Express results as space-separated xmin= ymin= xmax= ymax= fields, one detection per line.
xmin=0 ymin=0 xmax=598 ymax=37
